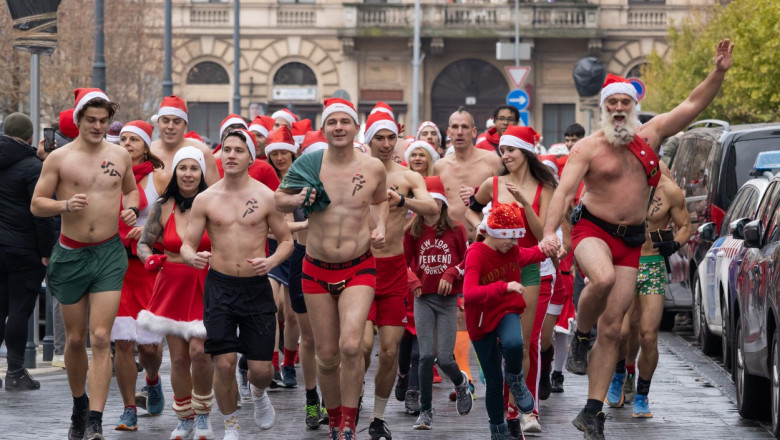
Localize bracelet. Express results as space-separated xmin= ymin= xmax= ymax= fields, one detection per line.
xmin=396 ymin=194 xmax=405 ymax=208
xmin=65 ymin=199 xmax=71 ymax=213
xmin=128 ymin=206 xmax=139 ymax=217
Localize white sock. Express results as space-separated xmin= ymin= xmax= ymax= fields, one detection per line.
xmin=371 ymin=396 xmax=389 ymax=421
xmin=223 ymin=410 xmax=240 ymax=430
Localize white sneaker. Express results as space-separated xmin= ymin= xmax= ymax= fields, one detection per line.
xmin=222 ymin=428 xmax=240 ymax=440
xmin=170 ymin=418 xmax=195 ymax=440
xmin=193 ymin=414 xmax=214 ymax=440
xmin=520 ymin=411 xmax=542 ymax=433
xmin=251 ymin=385 xmax=276 ymax=430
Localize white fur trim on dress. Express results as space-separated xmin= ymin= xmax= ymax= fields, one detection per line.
xmin=111 ymin=316 xmax=137 ymax=342
xmin=600 ymin=83 xmax=638 ymax=107
xmin=137 ymin=310 xmax=207 ymax=340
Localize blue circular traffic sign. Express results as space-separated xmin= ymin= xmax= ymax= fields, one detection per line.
xmin=628 ymin=78 xmax=646 ymax=102
xmin=506 ymin=89 xmax=529 ymax=112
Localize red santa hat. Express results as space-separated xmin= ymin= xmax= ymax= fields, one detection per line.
xmin=600 ymin=73 xmax=638 ymax=107
xmin=292 ymin=119 xmax=312 ymax=146
xmin=301 ymin=130 xmax=328 ymax=155
xmin=59 ymin=109 xmax=79 ymax=139
xmin=271 ymin=108 xmax=298 ymax=126
xmin=363 ymin=111 xmax=398 ymax=145
xmin=484 ymin=202 xmax=526 ymax=239
xmin=219 ymin=113 xmax=248 ymax=140
xmin=184 ymin=131 xmax=204 ymax=143
xmin=264 ymin=126 xmax=297 ymax=156
xmin=370 ymin=101 xmax=395 ymax=119
xmin=322 ymin=98 xmax=358 ymax=124
xmin=248 ymin=115 xmax=274 ymax=138
xmin=120 ymin=120 xmax=154 ymax=148
xmin=223 ymin=128 xmax=257 ymax=162
xmin=416 ymin=121 xmax=442 ymax=145
xmin=151 ymin=95 xmax=188 ymax=124
xmin=73 ymin=88 xmax=110 ymax=124
xmin=404 ymin=140 xmax=439 ymax=164
xmin=499 ymin=125 xmax=538 ymax=154
xmin=424 ymin=176 xmax=448 ymax=206
xmin=172 ymin=146 xmax=206 ymax=176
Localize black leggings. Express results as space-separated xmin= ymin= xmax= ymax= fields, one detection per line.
xmin=0 ymin=247 xmax=45 ymax=371
xmin=398 ymin=330 xmax=419 ymax=389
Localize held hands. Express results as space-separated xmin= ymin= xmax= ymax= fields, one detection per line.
xmin=459 ymin=185 xmax=474 ymax=206
xmin=247 ymin=257 xmax=273 ymax=276
xmin=653 ymin=240 xmax=681 ymax=258
xmin=125 ymin=226 xmax=143 ymax=241
xmin=65 ymin=194 xmax=88 ymax=213
xmin=144 ymin=254 xmax=167 ymax=272
xmin=715 ymin=38 xmax=734 ymax=73
xmin=191 ymin=251 xmax=211 ymax=270
xmin=507 ymin=281 xmax=525 ymax=296
xmin=539 ymin=234 xmax=563 ymax=258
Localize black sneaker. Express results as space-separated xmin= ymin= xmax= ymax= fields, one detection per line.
xmin=4 ymin=368 xmax=40 ymax=390
xmin=68 ymin=405 xmax=89 ymax=440
xmin=83 ymin=418 xmax=104 ymax=440
xmin=269 ymin=368 xmax=284 ymax=389
xmin=506 ymin=417 xmax=521 ymax=439
xmin=551 ymin=371 xmax=564 ymax=393
xmin=394 ymin=374 xmax=409 ymax=401
xmin=368 ymin=418 xmax=392 ymax=440
xmin=539 ymin=368 xmax=551 ymax=401
xmin=572 ymin=409 xmax=606 ymax=440
xmin=566 ymin=335 xmax=590 ymax=375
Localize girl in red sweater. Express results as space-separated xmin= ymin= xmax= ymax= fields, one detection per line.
xmin=464 ymin=202 xmax=547 ymax=440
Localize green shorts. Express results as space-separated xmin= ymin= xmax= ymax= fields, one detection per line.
xmin=47 ymin=235 xmax=128 ymax=305
xmin=636 ymin=255 xmax=666 ymax=296
xmin=520 ymin=262 xmax=541 ymax=287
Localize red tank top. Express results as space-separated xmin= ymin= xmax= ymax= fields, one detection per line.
xmin=492 ymin=176 xmax=542 ymax=248
xmin=163 ymin=204 xmax=211 ymax=254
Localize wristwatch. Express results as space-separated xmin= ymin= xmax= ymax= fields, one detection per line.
xmin=128 ymin=206 xmax=139 ymax=217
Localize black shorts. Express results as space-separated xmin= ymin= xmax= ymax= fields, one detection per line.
xmin=203 ymin=269 xmax=277 ymax=361
xmin=287 ymin=242 xmax=307 ymax=314
xmin=268 ymin=238 xmax=291 ymax=286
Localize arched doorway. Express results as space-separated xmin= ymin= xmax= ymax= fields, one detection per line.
xmin=270 ymin=62 xmax=320 ymax=127
xmin=186 ymin=61 xmax=231 ymax=144
xmin=431 ymin=59 xmax=509 ymax=135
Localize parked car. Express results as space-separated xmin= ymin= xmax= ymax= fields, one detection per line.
xmin=732 ymin=173 xmax=780 ymax=435
xmin=666 ymin=121 xmax=780 ymax=329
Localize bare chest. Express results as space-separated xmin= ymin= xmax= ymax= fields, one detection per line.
xmin=208 ymin=196 xmax=268 ymax=231
xmin=442 ymin=161 xmax=492 ymax=190
xmin=59 ymin=152 xmax=124 ymax=193
xmin=321 ymin=165 xmax=374 ymax=207
xmin=588 ymin=148 xmax=646 ymax=185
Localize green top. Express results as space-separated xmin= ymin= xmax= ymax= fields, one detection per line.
xmin=279 ymin=149 xmax=331 ymax=216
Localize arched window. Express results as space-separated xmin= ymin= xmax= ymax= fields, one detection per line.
xmin=186 ymin=61 xmax=229 ymax=85
xmin=431 ymin=59 xmax=508 ymax=131
xmin=273 ymin=62 xmax=317 ymax=86
xmin=626 ymin=63 xmax=646 ymax=78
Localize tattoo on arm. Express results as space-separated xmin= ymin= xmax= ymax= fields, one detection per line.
xmin=243 ymin=198 xmax=258 ymax=218
xmin=352 ymin=173 xmax=366 ymax=196
xmin=101 ymin=160 xmax=121 ymax=178
xmin=137 ymin=202 xmax=163 ymax=261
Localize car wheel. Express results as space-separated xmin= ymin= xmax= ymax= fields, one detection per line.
xmin=721 ymin=298 xmax=732 ymax=374
xmin=772 ymin=328 xmax=780 ymax=438
xmin=735 ymin=315 xmax=770 ymax=419
xmin=695 ymin=276 xmax=720 ymax=355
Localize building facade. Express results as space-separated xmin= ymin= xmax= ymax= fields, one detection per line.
xmin=158 ymin=0 xmax=713 ymax=145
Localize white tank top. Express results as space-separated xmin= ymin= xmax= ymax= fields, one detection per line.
xmin=540 ymin=227 xmax=563 ymax=276
xmin=135 ymin=173 xmax=159 ymax=227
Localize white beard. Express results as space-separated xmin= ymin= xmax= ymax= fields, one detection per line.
xmin=600 ymin=105 xmax=639 ymax=147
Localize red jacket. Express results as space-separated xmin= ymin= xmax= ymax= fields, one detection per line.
xmin=463 ymin=242 xmax=546 ymax=341
xmin=475 ymin=127 xmax=500 ymax=155
xmin=404 ymin=223 xmax=468 ymax=296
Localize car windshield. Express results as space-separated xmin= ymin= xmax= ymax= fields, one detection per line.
xmin=727 ymin=138 xmax=780 ymax=201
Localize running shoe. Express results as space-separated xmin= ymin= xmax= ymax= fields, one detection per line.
xmin=223 ymin=428 xmax=239 ymax=440
xmin=339 ymin=427 xmax=356 ymax=440
xmin=413 ymin=409 xmax=433 ymax=430
xmin=432 ymin=365 xmax=442 ymax=383
xmin=520 ymin=411 xmax=541 ymax=433
xmin=404 ymin=389 xmax=421 ymax=415
xmin=368 ymin=417 xmax=392 ymax=440
xmin=566 ymin=334 xmax=590 ymax=375
xmin=238 ymin=368 xmax=251 ymax=400
xmin=632 ymin=394 xmax=653 ymax=418
xmin=83 ymin=419 xmax=104 ymax=440
xmin=170 ymin=418 xmax=194 ymax=440
xmin=193 ymin=414 xmax=214 ymax=439
xmin=572 ymin=409 xmax=606 ymax=440
xmin=135 ymin=387 xmax=148 ymax=410
xmin=605 ymin=372 xmax=625 ymax=408
xmin=320 ymin=406 xmax=330 ymax=426
xmin=146 ymin=378 xmax=165 ymax=415
xmin=506 ymin=418 xmax=521 ymax=439
xmin=449 ymin=381 xmax=474 ymax=401
xmin=252 ymin=386 xmax=276 ymax=429
xmin=68 ymin=403 xmax=89 ymax=440
xmin=550 ymin=370 xmax=565 ymax=393
xmin=491 ymin=421 xmax=515 ymax=440
xmin=454 ymin=371 xmax=474 ymax=415
xmin=623 ymin=372 xmax=636 ymax=404
xmin=114 ymin=407 xmax=138 ymax=431
xmin=394 ymin=373 xmax=409 ymax=401
xmin=282 ymin=365 xmax=298 ymax=388
xmin=305 ymin=402 xmax=322 ymax=429
xmin=269 ymin=368 xmax=283 ymax=389
xmin=4 ymin=368 xmax=40 ymax=390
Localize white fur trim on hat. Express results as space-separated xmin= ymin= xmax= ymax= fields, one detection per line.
xmin=499 ymin=134 xmax=535 ymax=153
xmin=105 ymin=134 xmax=120 ymax=143
xmin=272 ymin=110 xmax=296 ymax=125
xmin=322 ymin=103 xmax=358 ymax=124
xmin=404 ymin=140 xmax=439 ymax=164
xmin=484 ymin=221 xmax=526 ymax=239
xmin=600 ymin=83 xmax=638 ymax=107
xmin=220 ymin=117 xmax=247 ymax=139
xmin=371 ymin=107 xmax=394 ymax=117
xmin=364 ymin=120 xmax=398 ymax=146
xmin=249 ymin=124 xmax=269 ymax=138
xmin=416 ymin=121 xmax=442 ymax=145
xmin=120 ymin=126 xmax=152 ymax=148
xmin=173 ymin=146 xmax=206 ymax=177
xmin=74 ymin=91 xmax=109 ymax=124
xmin=151 ymin=106 xmax=188 ymax=125
xmin=302 ymin=142 xmax=328 ymax=155
xmin=137 ymin=310 xmax=207 ymax=340
xmin=430 ymin=192 xmax=448 ymax=206
xmin=265 ymin=142 xmax=297 ymax=156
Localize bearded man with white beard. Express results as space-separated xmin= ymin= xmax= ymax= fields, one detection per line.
xmin=539 ymin=39 xmax=734 ymax=440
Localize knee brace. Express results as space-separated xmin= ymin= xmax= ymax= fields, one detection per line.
xmin=172 ymin=395 xmax=195 ymax=419
xmin=315 ymin=354 xmax=341 ymax=375
xmin=191 ymin=390 xmax=214 ymax=415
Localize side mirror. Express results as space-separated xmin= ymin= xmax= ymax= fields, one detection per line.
xmin=743 ymin=220 xmax=763 ymax=249
xmin=698 ymin=222 xmax=716 ymax=242
xmin=730 ymin=217 xmax=750 ymax=240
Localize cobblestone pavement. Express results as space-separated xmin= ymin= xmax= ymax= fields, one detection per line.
xmin=0 ymin=330 xmax=773 ymax=439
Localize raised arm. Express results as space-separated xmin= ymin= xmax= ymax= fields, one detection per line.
xmin=395 ymin=171 xmax=438 ymax=216
xmin=180 ymin=195 xmax=210 ymax=268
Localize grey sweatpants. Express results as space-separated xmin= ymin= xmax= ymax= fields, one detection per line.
xmin=415 ymin=293 xmax=464 ymax=411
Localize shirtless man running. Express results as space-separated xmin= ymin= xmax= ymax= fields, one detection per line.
xmin=360 ymin=110 xmax=438 ymax=440
xmin=31 ymin=88 xmax=139 ymax=440
xmin=181 ymin=128 xmax=293 ymax=439
xmin=275 ymin=98 xmax=388 ymax=440
xmin=150 ymin=95 xmax=218 ymax=185
xmin=539 ymin=39 xmax=733 ymax=439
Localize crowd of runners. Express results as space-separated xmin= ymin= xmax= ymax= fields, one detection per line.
xmin=1 ymin=39 xmax=733 ymax=440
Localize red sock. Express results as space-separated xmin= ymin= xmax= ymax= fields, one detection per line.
xmin=146 ymin=375 xmax=159 ymax=386
xmin=627 ymin=364 xmax=636 ymax=375
xmin=326 ymin=406 xmax=342 ymax=431
xmin=283 ymin=348 xmax=297 ymax=368
xmin=341 ymin=406 xmax=358 ymax=432
xmin=124 ymin=405 xmax=137 ymax=411
xmin=272 ymin=351 xmax=280 ymax=371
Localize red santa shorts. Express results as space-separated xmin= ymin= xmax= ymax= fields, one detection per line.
xmin=366 ymin=254 xmax=408 ymax=327
xmin=302 ymin=250 xmax=376 ymax=296
xmin=571 ymin=218 xmax=641 ymax=269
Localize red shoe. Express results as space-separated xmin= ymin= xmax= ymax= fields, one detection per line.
xmin=432 ymin=366 xmax=442 ymax=384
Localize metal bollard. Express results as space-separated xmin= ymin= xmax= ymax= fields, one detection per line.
xmin=43 ymin=285 xmax=54 ymax=361
xmin=24 ymin=309 xmax=37 ymax=369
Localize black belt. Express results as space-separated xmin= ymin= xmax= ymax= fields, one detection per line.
xmin=581 ymin=205 xmax=644 ymax=237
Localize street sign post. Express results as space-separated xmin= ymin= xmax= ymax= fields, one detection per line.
xmin=519 ymin=111 xmax=529 ymax=127
xmin=506 ymin=89 xmax=529 ymax=112
xmin=505 ymin=66 xmax=531 ymax=88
